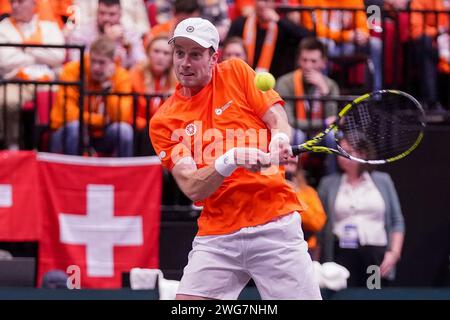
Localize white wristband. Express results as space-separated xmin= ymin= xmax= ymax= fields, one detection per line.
xmin=215 ymin=148 xmax=237 ymax=177
xmin=269 ymin=132 xmax=290 ymax=150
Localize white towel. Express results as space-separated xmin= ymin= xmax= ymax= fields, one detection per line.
xmin=130 ymin=268 xmax=162 ymax=290
xmin=312 ymin=261 xmax=350 ymax=291
xmin=158 ymin=277 xmax=180 ymax=300
xmin=129 ymin=268 xmax=180 ymax=300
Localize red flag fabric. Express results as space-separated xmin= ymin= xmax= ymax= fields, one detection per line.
xmin=0 ymin=151 xmax=41 ymax=241
xmin=37 ymin=153 xmax=162 ymax=288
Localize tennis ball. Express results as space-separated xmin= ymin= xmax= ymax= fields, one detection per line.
xmin=254 ymin=72 xmax=276 ymax=92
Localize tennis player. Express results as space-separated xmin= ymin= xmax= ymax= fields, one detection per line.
xmin=150 ymin=17 xmax=321 ymax=300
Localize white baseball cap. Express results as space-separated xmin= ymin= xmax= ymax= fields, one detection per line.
xmin=168 ymin=17 xmax=220 ymax=52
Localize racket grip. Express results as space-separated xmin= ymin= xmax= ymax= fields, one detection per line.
xmin=291 ymin=145 xmax=308 ymax=156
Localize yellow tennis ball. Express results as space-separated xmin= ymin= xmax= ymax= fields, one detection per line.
xmin=254 ymin=72 xmax=276 ymax=92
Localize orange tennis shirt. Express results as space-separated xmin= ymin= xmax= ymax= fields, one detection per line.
xmin=150 ymin=58 xmax=303 ymax=236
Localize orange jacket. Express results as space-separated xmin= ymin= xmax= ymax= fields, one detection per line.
xmin=296 ymin=184 xmax=327 ymax=249
xmin=410 ymin=0 xmax=449 ymax=40
xmin=50 ymin=59 xmax=133 ymax=133
xmin=301 ymin=0 xmax=368 ymax=42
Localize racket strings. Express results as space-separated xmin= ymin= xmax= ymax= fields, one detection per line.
xmin=338 ymin=92 xmax=425 ymax=160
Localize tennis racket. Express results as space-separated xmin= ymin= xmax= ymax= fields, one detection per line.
xmin=291 ymin=90 xmax=426 ymax=164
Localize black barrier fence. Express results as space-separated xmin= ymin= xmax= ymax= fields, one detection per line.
xmin=79 ymin=90 xmax=171 ymax=157
xmin=0 ymin=42 xmax=172 ymax=155
xmin=0 ymin=72 xmax=354 ymax=155
xmin=0 ymin=43 xmax=85 ymax=151
xmin=2 ymin=79 xmax=450 ymax=157
xmin=0 ymin=79 xmax=170 ymax=156
xmin=0 ymin=4 xmax=449 ymax=153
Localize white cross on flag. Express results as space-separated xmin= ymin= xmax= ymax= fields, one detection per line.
xmin=37 ymin=154 xmax=162 ymax=288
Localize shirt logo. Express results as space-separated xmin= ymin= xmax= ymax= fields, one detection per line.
xmin=215 ymin=100 xmax=233 ymax=116
xmin=185 ymin=123 xmax=197 ymax=136
xmin=186 ymin=26 xmax=194 ymax=33
xmin=159 ymin=151 xmax=166 ymax=160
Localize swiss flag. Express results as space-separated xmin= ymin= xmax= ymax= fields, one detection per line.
xmin=37 ymin=153 xmax=162 ymax=288
xmin=0 ymin=151 xmax=41 ymax=241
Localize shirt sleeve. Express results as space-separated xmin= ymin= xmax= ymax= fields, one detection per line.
xmin=231 ymin=59 xmax=285 ymax=118
xmin=149 ymin=111 xmax=192 ymax=171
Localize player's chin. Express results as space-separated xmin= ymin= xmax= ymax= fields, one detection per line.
xmin=179 ymin=75 xmax=196 ymax=84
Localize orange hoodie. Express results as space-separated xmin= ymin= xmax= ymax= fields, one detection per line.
xmin=50 ymin=58 xmax=133 ymax=135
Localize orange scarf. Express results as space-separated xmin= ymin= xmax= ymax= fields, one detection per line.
xmin=293 ymin=69 xmax=323 ymax=121
xmin=293 ymin=69 xmax=306 ymax=120
xmin=243 ymin=15 xmax=278 ymax=72
xmin=10 ymin=17 xmax=43 ymax=44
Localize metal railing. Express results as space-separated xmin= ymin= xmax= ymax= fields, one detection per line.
xmin=0 ymin=43 xmax=85 ymax=151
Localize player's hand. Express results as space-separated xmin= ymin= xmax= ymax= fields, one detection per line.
xmin=380 ymin=251 xmax=399 ymax=278
xmin=269 ymin=138 xmax=293 ymax=165
xmin=234 ymin=148 xmax=271 ymax=172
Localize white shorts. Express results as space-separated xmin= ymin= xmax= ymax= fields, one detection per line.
xmin=177 ymin=212 xmax=322 ymax=300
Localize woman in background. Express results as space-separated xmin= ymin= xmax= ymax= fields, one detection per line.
xmin=131 ymin=35 xmax=176 ymax=154
xmin=318 ymin=138 xmax=405 ymax=286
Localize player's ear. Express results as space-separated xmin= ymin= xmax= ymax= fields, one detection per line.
xmin=210 ymin=50 xmax=219 ymax=66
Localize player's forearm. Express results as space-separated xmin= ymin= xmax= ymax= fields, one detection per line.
xmin=262 ymin=104 xmax=292 ymax=140
xmin=174 ymin=146 xmax=270 ymax=201
xmin=174 ymin=165 xmax=225 ymax=202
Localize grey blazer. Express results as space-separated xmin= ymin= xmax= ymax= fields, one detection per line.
xmin=317 ymin=171 xmax=405 ymax=263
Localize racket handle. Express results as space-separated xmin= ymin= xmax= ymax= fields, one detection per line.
xmin=291 ymin=145 xmax=308 ymax=156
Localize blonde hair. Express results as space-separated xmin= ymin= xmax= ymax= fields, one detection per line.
xmin=143 ymin=35 xmax=176 ymax=93
xmin=90 ymin=36 xmax=116 ymax=60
